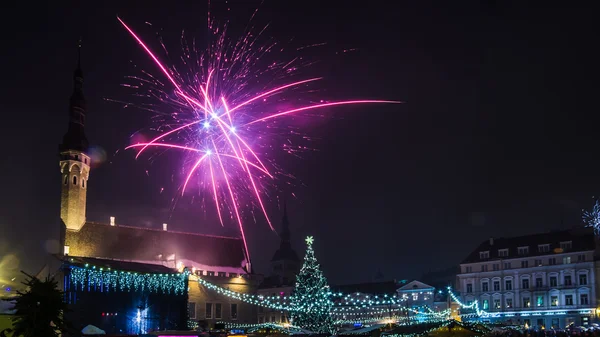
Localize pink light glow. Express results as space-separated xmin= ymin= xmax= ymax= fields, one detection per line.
xmin=119 ymin=16 xmax=401 ymax=264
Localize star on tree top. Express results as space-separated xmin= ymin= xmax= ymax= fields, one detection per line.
xmin=305 ymin=236 xmax=314 ymax=245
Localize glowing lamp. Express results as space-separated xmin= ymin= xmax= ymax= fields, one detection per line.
xmin=110 ymin=216 xmax=115 ymax=226
xmin=163 ymin=223 xmax=168 ymax=231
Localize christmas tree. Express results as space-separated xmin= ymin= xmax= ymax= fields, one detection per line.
xmin=291 ymin=236 xmax=334 ymax=333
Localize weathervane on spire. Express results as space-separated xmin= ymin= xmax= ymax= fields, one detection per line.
xmin=305 ymin=236 xmax=314 ymax=245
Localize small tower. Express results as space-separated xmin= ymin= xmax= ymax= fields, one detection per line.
xmin=59 ymin=41 xmax=90 ymax=232
xmin=270 ymin=201 xmax=300 ymax=284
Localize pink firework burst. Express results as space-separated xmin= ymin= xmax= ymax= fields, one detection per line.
xmin=118 ymin=14 xmax=400 ymax=261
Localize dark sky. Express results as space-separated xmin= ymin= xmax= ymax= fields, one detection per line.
xmin=0 ymin=1 xmax=598 ymax=285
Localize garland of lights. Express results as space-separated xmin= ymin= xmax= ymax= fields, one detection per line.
xmin=69 ymin=263 xmax=188 ymax=295
xmin=446 ymin=287 xmax=488 ymax=317
xmin=197 ymin=277 xmax=301 ymax=312
xmin=198 ymin=277 xmax=451 ymax=321
xmin=220 ymin=321 xmax=302 ymax=330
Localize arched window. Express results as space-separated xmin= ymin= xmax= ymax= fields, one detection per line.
xmin=64 ymin=175 xmax=68 ymax=185
xmin=73 ymin=176 xmax=77 ymax=185
xmin=82 ymin=179 xmax=85 ymax=188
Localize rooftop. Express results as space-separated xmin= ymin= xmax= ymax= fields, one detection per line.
xmin=65 ymin=222 xmax=249 ymax=270
xmin=65 ymin=256 xmax=179 ymax=274
xmin=461 ymin=227 xmax=596 ymax=264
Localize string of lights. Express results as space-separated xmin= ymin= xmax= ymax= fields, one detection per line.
xmin=69 ymin=263 xmax=188 ymax=295
xmin=446 ymin=286 xmax=488 ymax=316
xmin=197 ymin=276 xmax=450 ymax=320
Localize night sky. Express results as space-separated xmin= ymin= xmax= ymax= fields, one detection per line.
xmin=0 ymin=1 xmax=597 ymax=285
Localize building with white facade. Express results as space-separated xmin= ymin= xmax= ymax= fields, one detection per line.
xmin=457 ymin=228 xmax=597 ymax=329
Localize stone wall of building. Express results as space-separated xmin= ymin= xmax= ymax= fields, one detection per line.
xmin=188 ymin=274 xmax=260 ymax=328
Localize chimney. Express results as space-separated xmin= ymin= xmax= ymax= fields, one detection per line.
xmin=163 ymin=223 xmax=168 ymax=231
xmin=110 ymin=216 xmax=115 ymax=226
xmin=489 ymin=237 xmax=494 ymax=246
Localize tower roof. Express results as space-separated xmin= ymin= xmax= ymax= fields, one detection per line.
xmin=271 ymin=201 xmax=300 ymax=262
xmin=60 ymin=40 xmax=89 ymax=153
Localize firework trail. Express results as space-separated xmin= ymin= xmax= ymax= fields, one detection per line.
xmin=118 ymin=13 xmax=400 ymax=263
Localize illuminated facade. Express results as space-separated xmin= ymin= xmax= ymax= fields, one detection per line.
xmin=57 ymin=44 xmax=259 ymax=331
xmin=457 ymin=228 xmax=597 ymax=328
xmin=59 ymin=41 xmax=90 ymax=233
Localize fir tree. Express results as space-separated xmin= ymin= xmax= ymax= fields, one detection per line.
xmin=291 ymin=236 xmax=334 ymax=333
xmin=2 ymin=273 xmax=70 ymax=337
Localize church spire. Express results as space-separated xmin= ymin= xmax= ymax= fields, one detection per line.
xmin=281 ymin=199 xmax=291 ymax=244
xmin=60 ymin=39 xmax=88 ymax=153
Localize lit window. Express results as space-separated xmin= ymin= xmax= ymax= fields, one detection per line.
xmin=551 ymin=296 xmax=558 ymax=306
xmin=563 ymin=256 xmax=571 ymax=264
xmin=537 ymin=296 xmax=543 ymax=307
xmin=506 ymin=298 xmax=513 ymax=308
xmin=523 ymin=297 xmax=531 ymax=308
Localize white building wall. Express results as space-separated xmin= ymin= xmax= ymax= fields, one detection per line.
xmin=457 ymin=250 xmax=596 ymax=328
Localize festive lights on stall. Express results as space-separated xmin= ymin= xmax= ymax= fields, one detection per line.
xmin=69 ymin=263 xmax=188 ymax=294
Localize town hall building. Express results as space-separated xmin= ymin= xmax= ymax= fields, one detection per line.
xmin=57 ymin=44 xmax=260 ymax=333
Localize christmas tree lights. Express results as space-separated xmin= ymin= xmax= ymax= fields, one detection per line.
xmin=290 ymin=236 xmax=335 ymax=333
xmin=69 ymin=263 xmax=188 ymax=295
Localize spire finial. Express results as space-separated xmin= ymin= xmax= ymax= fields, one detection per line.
xmin=77 ymin=37 xmax=82 ymax=69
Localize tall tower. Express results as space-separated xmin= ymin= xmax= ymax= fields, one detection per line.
xmin=59 ymin=41 xmax=90 ymax=232
xmin=270 ymin=202 xmax=300 ymax=284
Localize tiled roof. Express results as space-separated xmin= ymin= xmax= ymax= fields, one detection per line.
xmin=65 ymin=222 xmax=248 ymax=269
xmin=461 ymin=227 xmax=596 ymax=264
xmin=66 ymin=256 xmax=178 ymax=274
